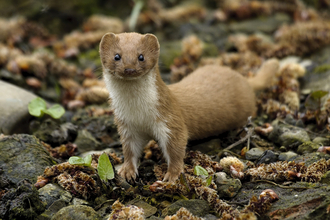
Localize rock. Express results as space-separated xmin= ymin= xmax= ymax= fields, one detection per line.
xmin=161 ymin=199 xmax=211 ymax=218
xmin=313 ymin=137 xmax=330 ymax=146
xmin=71 ymin=106 xmax=119 ymax=147
xmin=245 ymin=148 xmax=265 ymax=160
xmin=127 ymin=198 xmax=158 ymax=218
xmin=256 ymin=150 xmax=278 ymax=164
xmin=0 ymin=179 xmax=45 ymax=219
xmin=268 ymin=122 xmax=310 ymax=148
xmin=297 ymin=142 xmax=320 ymax=154
xmin=214 ymin=172 xmax=242 ymax=198
xmin=190 ymin=138 xmax=221 ymax=154
xmin=0 ymin=134 xmax=57 ymax=184
xmin=52 ymin=205 xmax=102 ymax=220
xmin=38 ymin=183 xmax=72 ymax=209
xmin=37 ymin=199 xmax=68 ymax=220
xmin=233 ymin=180 xmax=330 ymax=219
xmin=0 ymin=80 xmax=37 ymax=134
xmin=33 ymin=119 xmax=78 ymax=146
xmin=72 ymin=198 xmax=89 ymax=206
xmin=302 ymin=66 xmax=330 ymax=92
xmin=74 ymin=129 xmax=103 ymax=153
xmin=278 ymin=151 xmax=298 ymax=161
xmin=229 ymin=13 xmax=291 ymax=34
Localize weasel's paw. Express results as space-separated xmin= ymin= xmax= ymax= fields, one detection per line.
xmin=118 ymin=163 xmax=137 ymax=181
xmin=163 ymin=171 xmax=180 ymax=183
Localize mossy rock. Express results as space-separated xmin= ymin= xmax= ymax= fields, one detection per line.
xmin=0 ymin=134 xmax=57 ymax=184
xmin=161 ymin=199 xmax=211 ymax=218
xmin=52 ymin=205 xmax=102 ymax=220
xmin=297 ymin=142 xmax=320 ymax=154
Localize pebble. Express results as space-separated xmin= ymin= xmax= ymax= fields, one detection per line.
xmin=256 ymin=150 xmax=278 ymax=164
xmin=278 ymin=151 xmax=298 ymax=161
xmin=0 ymin=80 xmax=37 ymax=134
xmin=245 ymin=148 xmax=265 ymax=160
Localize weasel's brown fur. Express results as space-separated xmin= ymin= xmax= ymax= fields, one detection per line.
xmin=99 ymin=32 xmax=279 ymax=182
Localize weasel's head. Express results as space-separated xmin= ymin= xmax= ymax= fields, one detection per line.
xmin=99 ymin=32 xmax=160 ymax=80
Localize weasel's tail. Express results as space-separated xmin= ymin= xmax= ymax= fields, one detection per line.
xmin=247 ymin=58 xmax=279 ymax=92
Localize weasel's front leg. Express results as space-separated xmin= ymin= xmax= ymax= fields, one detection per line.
xmin=159 ymin=133 xmax=187 ymax=182
xmin=118 ymin=132 xmax=147 ymax=181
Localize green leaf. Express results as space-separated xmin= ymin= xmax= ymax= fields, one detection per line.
xmin=305 ymin=90 xmax=329 ymax=111
xmin=28 ymin=97 xmax=47 ymax=117
xmin=311 ymin=90 xmax=329 ymax=99
xmin=68 ymin=156 xmax=85 ymax=165
xmin=97 ymin=153 xmax=114 ymax=181
xmin=206 ymin=175 xmax=213 ymax=187
xmin=84 ymin=154 xmax=92 ymax=167
xmin=45 ymin=104 xmax=65 ymax=119
xmin=193 ymin=165 xmax=208 ymax=177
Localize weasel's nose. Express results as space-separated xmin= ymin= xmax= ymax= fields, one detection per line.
xmin=124 ymin=69 xmax=136 ymax=75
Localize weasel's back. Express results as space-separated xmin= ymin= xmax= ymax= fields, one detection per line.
xmin=169 ymin=65 xmax=255 ymax=140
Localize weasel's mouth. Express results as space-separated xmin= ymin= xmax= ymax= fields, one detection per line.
xmin=115 ymin=70 xmax=144 ymax=80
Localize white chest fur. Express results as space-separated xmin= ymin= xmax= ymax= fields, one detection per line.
xmin=103 ymin=69 xmax=171 ymax=151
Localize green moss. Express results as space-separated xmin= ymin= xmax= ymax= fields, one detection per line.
xmin=314 ymin=64 xmax=330 ymax=74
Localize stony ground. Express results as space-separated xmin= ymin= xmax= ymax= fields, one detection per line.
xmin=1 ymin=0 xmax=330 ymax=219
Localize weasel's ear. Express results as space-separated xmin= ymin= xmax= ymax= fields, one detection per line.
xmin=143 ymin=34 xmax=160 ymax=53
xmin=99 ymin=33 xmax=117 ymax=61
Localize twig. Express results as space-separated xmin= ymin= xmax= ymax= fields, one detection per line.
xmin=225 ymin=126 xmax=254 ymax=150
xmin=250 ymin=180 xmax=320 ymax=189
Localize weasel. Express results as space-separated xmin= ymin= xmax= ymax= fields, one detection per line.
xmin=99 ymin=32 xmax=279 ymax=182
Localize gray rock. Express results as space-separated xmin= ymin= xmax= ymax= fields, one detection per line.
xmin=161 ymin=199 xmax=211 ymax=218
xmin=313 ymin=137 xmax=330 ymax=146
xmin=278 ymin=151 xmax=298 ymax=161
xmin=297 ymin=142 xmax=320 ymax=154
xmin=72 ymin=198 xmax=89 ymax=206
xmin=0 ymin=80 xmax=37 ymax=134
xmin=256 ymin=150 xmax=278 ymax=164
xmin=229 ymin=13 xmax=291 ymax=34
xmin=190 ymin=138 xmax=221 ymax=154
xmin=0 ymin=134 xmax=57 ymax=184
xmin=245 ymin=148 xmax=265 ymax=160
xmin=74 ymin=129 xmax=102 ymax=153
xmin=33 ymin=120 xmax=78 ymax=146
xmin=52 ymin=205 xmax=102 ymax=220
xmin=268 ymin=122 xmax=310 ymax=148
xmin=37 ymin=199 xmax=68 ymax=220
xmin=39 ymin=183 xmax=72 ymax=209
xmin=214 ymin=172 xmax=242 ymax=198
xmin=127 ymin=198 xmax=158 ymax=218
xmin=0 ymin=179 xmax=45 ymax=219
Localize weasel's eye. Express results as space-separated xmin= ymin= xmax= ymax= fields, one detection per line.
xmin=138 ymin=54 xmax=144 ymax=61
xmin=114 ymin=54 xmax=121 ymax=61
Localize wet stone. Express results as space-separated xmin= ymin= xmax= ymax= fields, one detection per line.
xmin=214 ymin=172 xmax=242 ymax=198
xmin=268 ymin=122 xmax=310 ymax=148
xmin=297 ymin=142 xmax=320 ymax=154
xmin=0 ymin=179 xmax=46 ymax=220
xmin=52 ymin=205 xmax=102 ymax=220
xmin=245 ymin=148 xmax=265 ymax=160
xmin=313 ymin=137 xmax=330 ymax=146
xmin=0 ymin=134 xmax=57 ymax=184
xmin=161 ymin=199 xmax=211 ymax=218
xmin=127 ymin=198 xmax=158 ymax=218
xmin=38 ymin=183 xmax=72 ymax=209
xmin=256 ymin=150 xmax=278 ymax=165
xmin=278 ymin=151 xmax=298 ymax=161
xmin=0 ymin=80 xmax=37 ymax=134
